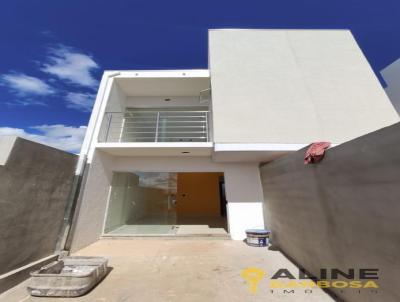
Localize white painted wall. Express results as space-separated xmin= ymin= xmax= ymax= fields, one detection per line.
xmin=71 ymin=150 xmax=114 ymax=251
xmin=228 ymin=202 xmax=265 ymax=239
xmin=209 ymin=29 xmax=399 ymax=145
xmin=105 ymin=81 xmax=127 ymax=112
xmin=87 ymin=78 xmax=127 ymax=160
xmin=0 ymin=136 xmax=17 ymax=166
xmin=80 ymin=71 xmax=211 ymax=166
xmin=223 ymin=164 xmax=265 ymax=238
xmin=381 ymin=58 xmax=400 ymax=115
xmin=77 ymin=73 xmax=111 ymax=173
xmin=78 ymin=72 xmax=123 ymax=172
xmin=125 ymin=96 xmax=209 ymax=108
xmin=104 ymin=172 xmax=169 ymax=232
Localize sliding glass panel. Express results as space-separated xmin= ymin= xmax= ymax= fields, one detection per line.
xmin=104 ymin=172 xmax=177 ymax=235
xmin=104 ymin=171 xmax=228 ymax=236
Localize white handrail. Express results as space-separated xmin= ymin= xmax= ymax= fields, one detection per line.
xmin=100 ymin=110 xmax=211 ymax=143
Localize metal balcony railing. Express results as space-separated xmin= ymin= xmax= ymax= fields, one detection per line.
xmin=99 ymin=110 xmax=211 ymax=143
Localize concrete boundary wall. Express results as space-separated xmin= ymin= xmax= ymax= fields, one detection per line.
xmin=0 ymin=136 xmax=77 ymax=284
xmin=260 ymin=122 xmax=400 ymax=302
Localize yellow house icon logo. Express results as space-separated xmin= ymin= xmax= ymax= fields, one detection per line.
xmin=241 ymin=267 xmax=266 ymax=294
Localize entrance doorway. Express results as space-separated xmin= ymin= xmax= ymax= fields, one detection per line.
xmin=103 ymin=172 xmax=228 ymax=236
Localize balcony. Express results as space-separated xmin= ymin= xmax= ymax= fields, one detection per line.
xmin=99 ymin=109 xmax=211 ymax=143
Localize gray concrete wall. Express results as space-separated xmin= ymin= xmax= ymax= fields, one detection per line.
xmin=209 ymin=29 xmax=399 ymax=144
xmin=260 ymin=122 xmax=400 ymax=302
xmin=0 ymin=137 xmax=77 ymax=275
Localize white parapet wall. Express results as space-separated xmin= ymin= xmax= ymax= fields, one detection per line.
xmin=0 ymin=136 xmax=17 ymax=166
xmin=227 ymin=202 xmax=265 ymax=240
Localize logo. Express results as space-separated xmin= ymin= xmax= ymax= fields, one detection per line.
xmin=241 ymin=267 xmax=379 ymax=296
xmin=241 ymin=267 xmax=266 ymax=294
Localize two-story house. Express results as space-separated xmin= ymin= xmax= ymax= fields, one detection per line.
xmin=69 ymin=29 xmax=399 ymax=251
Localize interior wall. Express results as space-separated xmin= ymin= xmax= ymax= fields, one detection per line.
xmin=132 ymin=184 xmax=169 ymax=223
xmin=104 ymin=172 xmax=125 ymax=232
xmin=104 ymin=172 xmax=170 ymax=232
xmin=260 ymin=122 xmax=400 ymax=302
xmin=176 ymin=172 xmax=223 ymax=217
xmin=125 ymin=175 xmax=145 ymax=223
xmin=104 ymin=173 xmax=139 ymax=232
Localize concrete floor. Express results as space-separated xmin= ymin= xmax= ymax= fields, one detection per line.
xmin=106 ymin=224 xmax=227 ymax=236
xmin=0 ymin=239 xmax=334 ymax=302
xmin=106 ymin=215 xmax=228 ymax=236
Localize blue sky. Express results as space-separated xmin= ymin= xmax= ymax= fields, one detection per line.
xmin=1 ymin=0 xmax=399 ymax=152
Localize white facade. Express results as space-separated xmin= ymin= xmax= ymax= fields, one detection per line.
xmin=209 ymin=29 xmax=398 ymax=144
xmin=71 ymin=29 xmax=399 ymax=251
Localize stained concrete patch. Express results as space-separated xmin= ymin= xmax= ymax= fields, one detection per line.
xmin=0 ymin=239 xmax=333 ymax=302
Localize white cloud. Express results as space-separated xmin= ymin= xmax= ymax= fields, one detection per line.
xmin=4 ymin=98 xmax=47 ymax=107
xmin=1 ymin=73 xmax=54 ymax=95
xmin=65 ymin=92 xmax=96 ymax=112
xmin=0 ymin=124 xmax=87 ymax=153
xmin=41 ymin=45 xmax=99 ymax=88
xmin=0 ymin=127 xmax=27 ymax=137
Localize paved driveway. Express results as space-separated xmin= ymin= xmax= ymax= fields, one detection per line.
xmin=0 ymin=239 xmax=334 ymax=302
